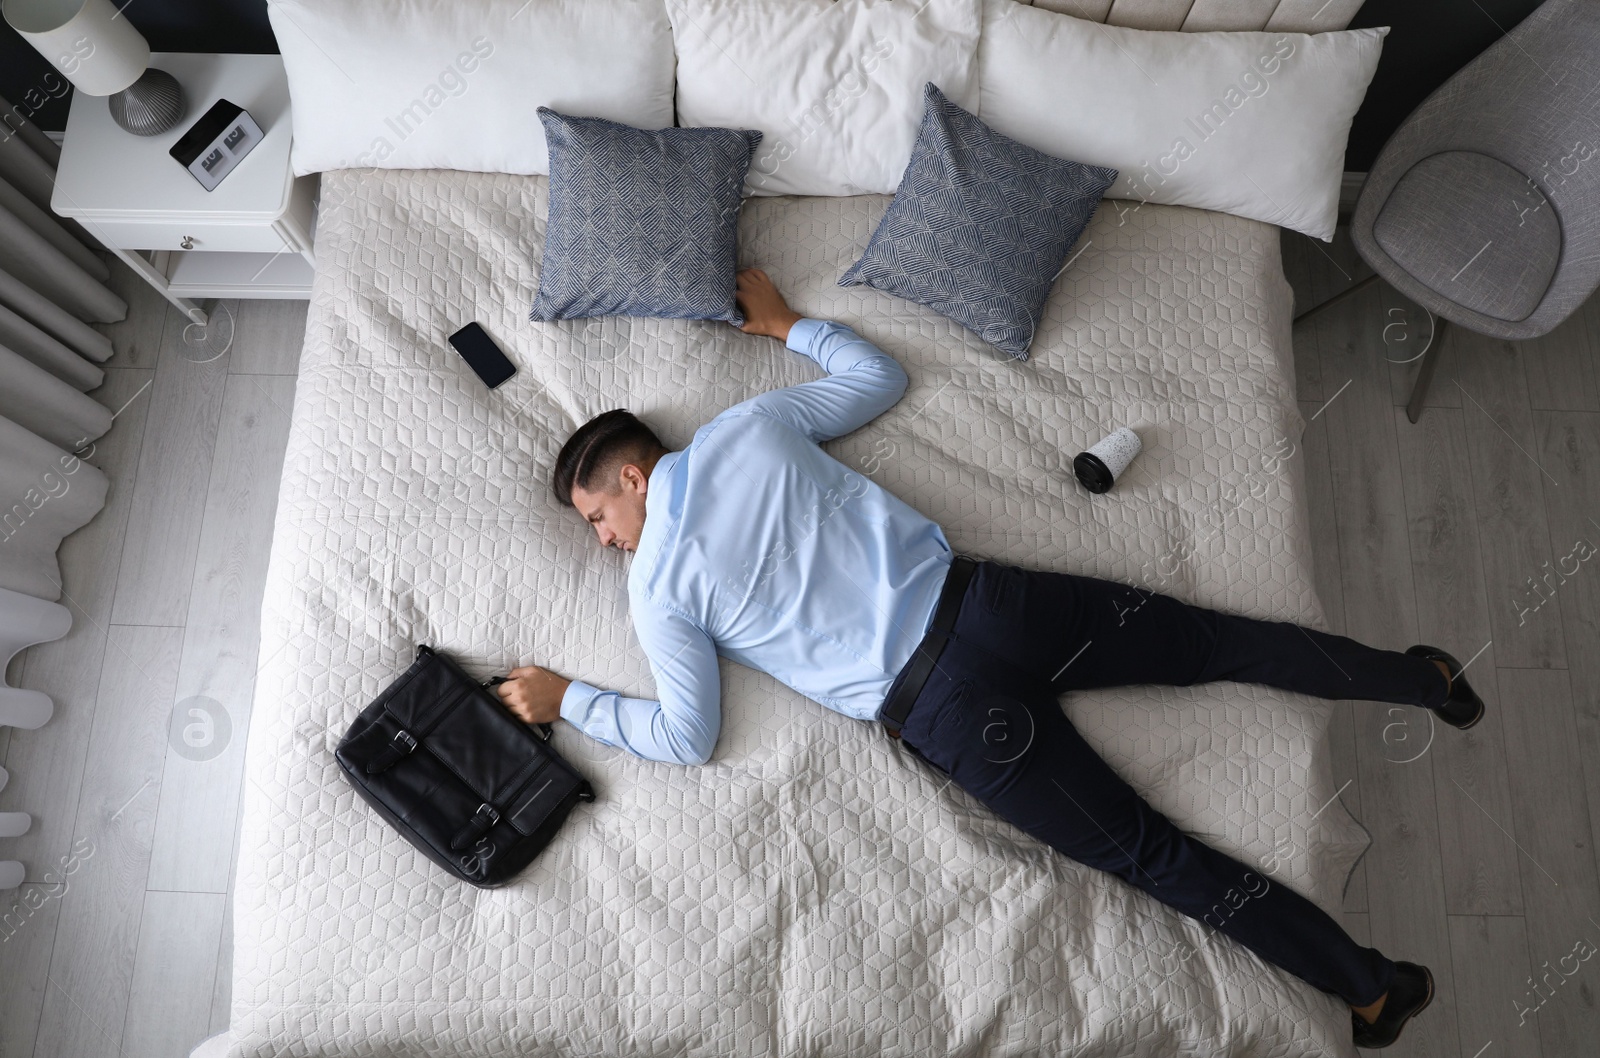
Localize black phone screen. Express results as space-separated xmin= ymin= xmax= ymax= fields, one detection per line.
xmin=448 ymin=322 xmax=516 ymax=389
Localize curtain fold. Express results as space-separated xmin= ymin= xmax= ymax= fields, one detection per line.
xmin=0 ymin=94 xmax=120 ymax=324
xmin=0 ymin=204 xmax=121 ymax=321
xmin=0 ymin=103 xmax=118 ymax=597
xmin=1 ymin=97 xmax=121 ymax=884
xmin=0 ymin=294 xmax=104 ymax=388
xmin=0 ymin=265 xmax=114 ymax=363
xmin=0 ymin=346 xmax=112 ymax=451
xmin=0 ymin=172 xmax=108 ymax=278
xmin=0 ymin=110 xmax=59 ymax=209
xmin=0 ymin=414 xmax=109 ymax=598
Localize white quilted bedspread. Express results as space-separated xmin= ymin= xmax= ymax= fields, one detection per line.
xmin=227 ymin=169 xmax=1368 ymax=1057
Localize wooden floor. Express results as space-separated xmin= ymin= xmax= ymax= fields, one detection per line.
xmin=1284 ymin=227 xmax=1600 ymax=1058
xmin=0 ymin=261 xmax=304 ymax=1058
xmin=1 ymin=230 xmax=1597 ymax=1057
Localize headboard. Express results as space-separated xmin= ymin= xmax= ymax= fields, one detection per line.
xmin=1020 ymin=0 xmax=1362 ymax=32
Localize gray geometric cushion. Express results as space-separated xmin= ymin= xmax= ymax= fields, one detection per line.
xmin=838 ymin=83 xmax=1117 ymax=360
xmin=530 ymin=109 xmax=761 ymax=323
xmin=1373 ymin=151 xmax=1561 ymax=323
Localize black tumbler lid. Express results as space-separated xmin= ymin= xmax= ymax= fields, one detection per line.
xmin=1074 ymin=451 xmax=1114 ymax=494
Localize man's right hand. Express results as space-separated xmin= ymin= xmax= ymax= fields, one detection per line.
xmin=496 ymin=665 xmax=571 ymax=726
xmin=735 ymin=268 xmax=803 ymax=342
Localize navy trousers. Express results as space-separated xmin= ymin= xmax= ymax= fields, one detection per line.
xmin=892 ymin=562 xmax=1451 ymax=1007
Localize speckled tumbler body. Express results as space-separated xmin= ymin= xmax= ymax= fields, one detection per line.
xmin=1074 ymin=426 xmax=1142 ymax=494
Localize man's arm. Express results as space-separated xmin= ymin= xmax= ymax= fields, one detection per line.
xmin=736 ymin=269 xmax=909 ymax=443
xmin=500 ymin=599 xmax=722 ymax=766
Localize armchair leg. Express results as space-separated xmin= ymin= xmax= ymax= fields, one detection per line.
xmin=1405 ymin=318 xmax=1449 ymax=424
xmin=1294 ymin=272 xmax=1381 ymax=325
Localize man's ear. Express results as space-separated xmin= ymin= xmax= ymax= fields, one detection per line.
xmin=619 ymin=463 xmax=648 ymax=495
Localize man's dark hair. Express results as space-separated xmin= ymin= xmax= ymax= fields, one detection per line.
xmin=552 ymin=409 xmax=665 ymax=507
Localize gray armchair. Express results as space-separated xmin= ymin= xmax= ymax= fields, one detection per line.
xmin=1310 ymin=0 xmax=1600 ymax=421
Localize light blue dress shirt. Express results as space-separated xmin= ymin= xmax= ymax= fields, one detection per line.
xmin=559 ymin=319 xmax=953 ymax=765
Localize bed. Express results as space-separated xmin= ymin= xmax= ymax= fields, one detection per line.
xmin=213 ymin=161 xmax=1372 ymax=1058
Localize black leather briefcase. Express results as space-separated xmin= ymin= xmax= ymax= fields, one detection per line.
xmin=336 ymin=645 xmax=595 ymax=888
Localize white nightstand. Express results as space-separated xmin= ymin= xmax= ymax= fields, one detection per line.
xmin=51 ymin=53 xmax=317 ymax=325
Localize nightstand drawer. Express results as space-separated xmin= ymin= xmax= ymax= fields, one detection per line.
xmin=90 ymin=219 xmax=292 ymax=254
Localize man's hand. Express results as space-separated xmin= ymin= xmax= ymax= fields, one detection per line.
xmin=735 ymin=267 xmax=803 ymax=342
xmin=496 ymin=665 xmax=571 ymax=726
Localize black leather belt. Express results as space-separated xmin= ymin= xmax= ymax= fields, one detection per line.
xmin=880 ymin=556 xmax=978 ymax=738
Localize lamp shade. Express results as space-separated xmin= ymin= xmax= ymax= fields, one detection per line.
xmin=3 ymin=0 xmax=150 ymax=96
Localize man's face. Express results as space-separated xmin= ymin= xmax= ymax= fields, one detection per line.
xmin=570 ymin=463 xmax=649 ymax=552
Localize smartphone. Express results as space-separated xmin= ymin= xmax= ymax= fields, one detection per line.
xmin=448 ymin=322 xmax=516 ymax=389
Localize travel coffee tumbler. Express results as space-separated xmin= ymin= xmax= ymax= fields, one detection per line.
xmin=1074 ymin=427 xmax=1141 ymax=494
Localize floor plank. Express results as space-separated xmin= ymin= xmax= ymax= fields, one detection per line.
xmin=1284 ymin=225 xmax=1371 ymax=407
xmin=1319 ymin=277 xmax=1422 ymax=658
xmin=118 ymin=889 xmax=227 ymax=1058
xmin=29 ymin=625 xmax=182 ymax=1058
xmin=97 ymin=261 xmax=170 ymax=372
xmin=1343 ymin=909 xmax=1371 ymax=948
xmin=146 ymin=374 xmax=296 ymax=894
xmin=1393 ymin=406 xmax=1522 ymax=915
xmin=109 ymin=302 xmax=234 ymax=627
xmin=1282 ymin=233 xmax=1327 ymax=401
xmin=1306 ymin=233 xmax=1461 ymax=1058
xmin=229 ymin=299 xmax=308 ymax=376
xmin=1533 ymin=411 xmax=1600 ymax=895
xmin=0 ymin=881 xmax=64 ymax=1058
xmin=1452 ymin=329 xmax=1569 ymax=669
xmin=1495 ymin=667 xmax=1600 ymax=1054
xmin=1382 ymin=287 xmax=1461 ymax=413
xmin=1447 ymin=914 xmax=1542 ymax=1058
xmin=1520 ymin=298 xmax=1599 ymax=413
xmin=208 ymin=805 xmax=243 ymax=1035
xmin=1296 ymin=398 xmax=1367 ymax=913
xmin=1 ymin=368 xmax=156 ymax=874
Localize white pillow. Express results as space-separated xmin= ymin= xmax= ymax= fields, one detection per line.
xmin=975 ymin=0 xmax=1387 ymax=240
xmin=665 ymin=0 xmax=982 ymax=197
xmin=266 ymin=0 xmax=677 ymax=177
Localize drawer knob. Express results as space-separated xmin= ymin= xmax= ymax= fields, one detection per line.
xmin=180 ymin=235 xmax=195 ymax=249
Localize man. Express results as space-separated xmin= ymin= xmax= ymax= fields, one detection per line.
xmin=498 ymin=268 xmax=1483 ymax=1050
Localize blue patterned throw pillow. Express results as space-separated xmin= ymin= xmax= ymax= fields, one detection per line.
xmin=530 ymin=109 xmax=761 ymax=323
xmin=838 ymin=84 xmax=1117 ymax=360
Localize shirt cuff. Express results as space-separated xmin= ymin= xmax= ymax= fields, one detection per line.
xmin=785 ymin=317 xmax=827 ymax=357
xmin=559 ymin=679 xmax=601 ymax=727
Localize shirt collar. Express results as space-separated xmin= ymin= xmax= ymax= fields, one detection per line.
xmin=633 ymin=451 xmax=682 ymax=568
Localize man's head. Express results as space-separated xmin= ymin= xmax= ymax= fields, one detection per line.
xmin=552 ymin=409 xmax=668 ymax=551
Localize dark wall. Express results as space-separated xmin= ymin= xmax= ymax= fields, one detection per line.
xmin=2 ymin=0 xmax=273 ymax=134
xmin=1 ymin=0 xmax=1548 ymax=170
xmin=1346 ymin=0 xmax=1543 ymax=169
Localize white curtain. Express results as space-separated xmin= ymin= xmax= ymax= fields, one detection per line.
xmin=0 ymin=97 xmax=124 ymax=888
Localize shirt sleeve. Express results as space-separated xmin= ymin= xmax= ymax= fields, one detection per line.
xmin=739 ymin=318 xmax=909 ymax=443
xmin=558 ymin=596 xmax=722 ymax=766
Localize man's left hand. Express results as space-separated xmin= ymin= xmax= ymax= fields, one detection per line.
xmin=734 ymin=268 xmax=802 ymax=341
xmin=496 ymin=665 xmax=571 ymax=726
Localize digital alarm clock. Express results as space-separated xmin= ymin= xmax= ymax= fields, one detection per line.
xmin=168 ymin=99 xmax=264 ymax=191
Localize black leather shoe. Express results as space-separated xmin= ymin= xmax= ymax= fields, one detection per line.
xmin=1353 ymin=961 xmax=1434 ymax=1049
xmin=1406 ymin=645 xmax=1485 ymax=729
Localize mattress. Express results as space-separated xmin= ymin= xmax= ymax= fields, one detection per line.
xmin=223 ymin=168 xmax=1368 ymax=1057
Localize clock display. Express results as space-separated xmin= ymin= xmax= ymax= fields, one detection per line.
xmin=169 ymin=99 xmax=265 ymax=191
